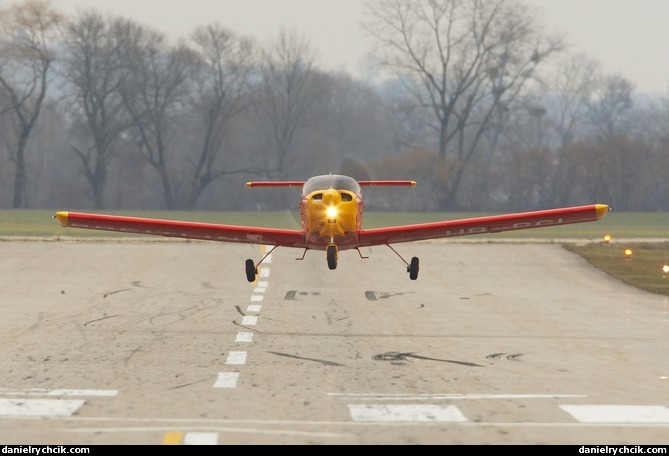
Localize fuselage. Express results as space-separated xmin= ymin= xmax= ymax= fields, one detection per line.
xmin=299 ymin=175 xmax=363 ymax=251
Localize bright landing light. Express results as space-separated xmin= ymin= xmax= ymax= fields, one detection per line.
xmin=663 ymin=265 xmax=669 ymax=274
xmin=326 ymin=206 xmax=337 ymax=218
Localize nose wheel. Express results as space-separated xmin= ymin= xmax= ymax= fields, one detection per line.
xmin=326 ymin=244 xmax=338 ymax=270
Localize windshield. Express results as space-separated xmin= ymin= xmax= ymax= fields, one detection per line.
xmin=301 ymin=175 xmax=361 ymax=197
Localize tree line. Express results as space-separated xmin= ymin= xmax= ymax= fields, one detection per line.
xmin=1 ymin=0 xmax=668 ymax=212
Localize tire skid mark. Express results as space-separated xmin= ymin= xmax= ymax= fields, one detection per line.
xmin=486 ymin=353 xmax=525 ymax=361
xmin=103 ymin=288 xmax=131 ymax=298
xmin=268 ymin=351 xmax=345 ymax=367
xmin=83 ymin=314 xmax=121 ymax=326
xmin=373 ymin=351 xmax=484 ymax=367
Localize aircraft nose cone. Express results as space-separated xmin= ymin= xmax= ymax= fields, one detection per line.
xmin=322 ymin=188 xmax=341 ymax=206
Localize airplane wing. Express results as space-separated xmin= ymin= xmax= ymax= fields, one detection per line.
xmin=54 ymin=211 xmax=306 ymax=248
xmin=358 ymin=204 xmax=609 ymax=247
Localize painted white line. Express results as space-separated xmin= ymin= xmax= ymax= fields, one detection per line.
xmin=250 ymin=295 xmax=264 ymax=302
xmin=68 ymin=426 xmax=354 ymax=438
xmin=225 ymin=351 xmax=247 ymax=365
xmin=246 ymin=305 xmax=262 ymax=312
xmin=253 ymin=287 xmax=266 ymax=293
xmin=36 ymin=416 xmax=669 ymax=428
xmin=0 ymin=388 xmax=117 ymax=397
xmin=259 ymin=268 xmax=270 ymax=278
xmin=0 ymin=398 xmax=85 ymax=417
xmin=264 ymin=254 xmax=272 ymax=264
xmin=348 ymin=404 xmax=468 ymax=422
xmin=241 ymin=316 xmax=257 ymax=326
xmin=257 ymin=281 xmax=269 ymax=288
xmin=329 ymin=393 xmax=587 ymax=401
xmin=184 ymin=432 xmax=219 ymax=445
xmin=561 ymin=405 xmax=669 ymax=423
xmin=235 ymin=332 xmax=254 ymax=343
xmin=213 ymin=372 xmax=239 ymax=389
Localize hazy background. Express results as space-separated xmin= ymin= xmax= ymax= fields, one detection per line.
xmin=2 ymin=0 xmax=668 ymax=213
xmin=52 ymin=0 xmax=669 ymax=95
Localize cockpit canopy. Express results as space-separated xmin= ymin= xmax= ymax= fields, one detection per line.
xmin=301 ymin=174 xmax=361 ymax=197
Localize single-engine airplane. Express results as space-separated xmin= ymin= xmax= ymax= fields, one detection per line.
xmin=54 ymin=174 xmax=610 ymax=282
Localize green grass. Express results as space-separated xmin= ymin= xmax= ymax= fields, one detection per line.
xmin=2 ymin=209 xmax=668 ymax=296
xmin=563 ymin=242 xmax=669 ymax=297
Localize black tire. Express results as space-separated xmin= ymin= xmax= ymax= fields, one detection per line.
xmin=326 ymin=245 xmax=338 ymax=270
xmin=409 ymin=256 xmax=419 ymax=280
xmin=245 ymin=259 xmax=257 ymax=282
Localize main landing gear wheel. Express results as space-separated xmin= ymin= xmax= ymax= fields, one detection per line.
xmin=408 ymin=256 xmax=419 ymax=280
xmin=326 ymin=244 xmax=338 ymax=270
xmin=245 ymin=259 xmax=257 ymax=282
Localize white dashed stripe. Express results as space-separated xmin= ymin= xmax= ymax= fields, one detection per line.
xmin=184 ymin=432 xmax=219 ymax=445
xmin=259 ymin=268 xmax=270 ymax=278
xmin=225 ymin=351 xmax=247 ymax=365
xmin=247 ymin=304 xmax=262 ymax=312
xmin=348 ymin=404 xmax=468 ymax=422
xmin=257 ymin=281 xmax=269 ymax=288
xmin=253 ymin=287 xmax=266 ymax=293
xmin=241 ymin=316 xmax=257 ymax=326
xmin=264 ymin=254 xmax=272 ymax=263
xmin=213 ymin=372 xmax=239 ymax=388
xmin=250 ymin=295 xmax=264 ymax=302
xmin=235 ymin=332 xmax=254 ymax=342
xmin=561 ymin=405 xmax=669 ymax=423
xmin=0 ymin=398 xmax=85 ymax=417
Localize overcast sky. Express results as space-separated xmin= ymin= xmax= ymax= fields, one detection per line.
xmin=49 ymin=0 xmax=669 ymax=96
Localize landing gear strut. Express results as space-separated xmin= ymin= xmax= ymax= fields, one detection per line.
xmin=245 ymin=245 xmax=279 ymax=283
xmin=385 ymin=244 xmax=420 ymax=280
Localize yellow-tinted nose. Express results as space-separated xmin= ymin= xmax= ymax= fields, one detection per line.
xmin=322 ymin=188 xmax=341 ymax=206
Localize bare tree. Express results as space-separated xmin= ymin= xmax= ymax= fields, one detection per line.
xmin=61 ymin=10 xmax=137 ymax=209
xmin=182 ymin=23 xmax=256 ymax=208
xmin=585 ymin=73 xmax=635 ymax=138
xmin=364 ymin=0 xmax=564 ymax=208
xmin=257 ymin=27 xmax=329 ymax=178
xmin=121 ymin=28 xmax=197 ymax=210
xmin=0 ymin=0 xmax=62 ymax=208
xmin=546 ymin=53 xmax=601 ymax=146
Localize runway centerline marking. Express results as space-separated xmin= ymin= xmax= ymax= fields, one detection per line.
xmin=241 ymin=316 xmax=257 ymax=326
xmin=250 ymin=295 xmax=264 ymax=302
xmin=247 ymin=304 xmax=262 ymax=312
xmin=235 ymin=332 xmax=254 ymax=343
xmin=225 ymin=351 xmax=247 ymax=365
xmin=213 ymin=373 xmax=239 ymax=389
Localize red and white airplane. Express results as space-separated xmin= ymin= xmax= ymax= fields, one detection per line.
xmin=54 ymin=174 xmax=609 ymax=282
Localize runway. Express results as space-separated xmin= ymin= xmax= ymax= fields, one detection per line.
xmin=0 ymin=240 xmax=668 ymax=445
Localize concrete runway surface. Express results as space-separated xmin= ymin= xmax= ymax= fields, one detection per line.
xmin=0 ymin=239 xmax=668 ymax=445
